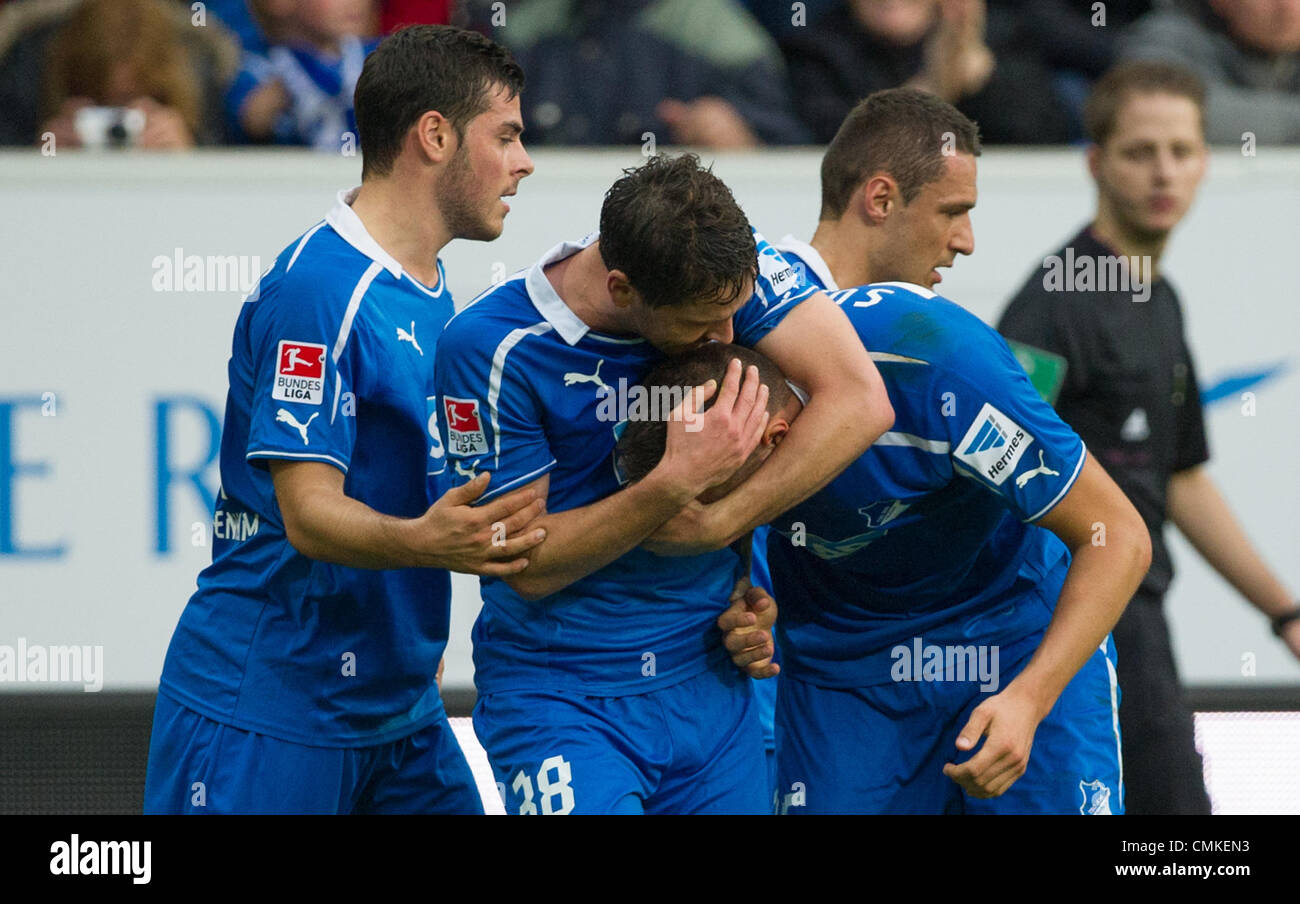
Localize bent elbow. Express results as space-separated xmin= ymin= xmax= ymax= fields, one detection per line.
xmin=1131 ymin=519 xmax=1154 ymax=576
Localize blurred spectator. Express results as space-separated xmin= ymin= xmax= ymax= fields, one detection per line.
xmin=380 ymin=0 xmax=451 ymax=32
xmin=781 ymin=0 xmax=1072 ymax=143
xmin=740 ymin=0 xmax=836 ymax=38
xmin=1119 ymin=0 xmax=1300 ymax=144
xmin=989 ymin=0 xmax=1152 ymax=81
xmin=0 ymin=0 xmax=237 ymax=147
xmin=986 ymin=0 xmax=1153 ymax=141
xmin=226 ymin=0 xmax=378 ymax=148
xmin=471 ymin=0 xmax=809 ymax=147
xmin=206 ymin=0 xmax=443 ymax=51
xmin=203 ymin=0 xmax=272 ymax=55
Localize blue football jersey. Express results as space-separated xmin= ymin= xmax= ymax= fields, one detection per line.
xmin=434 ymin=231 xmax=816 ymax=696
xmin=159 ymin=190 xmax=457 ymax=746
xmin=768 ymin=279 xmax=1087 ymax=688
xmin=774 ymin=236 xmax=837 ymax=292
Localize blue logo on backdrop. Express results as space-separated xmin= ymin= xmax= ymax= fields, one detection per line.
xmin=154 ymin=397 xmax=221 ymax=554
xmin=0 ymin=396 xmax=65 ymax=558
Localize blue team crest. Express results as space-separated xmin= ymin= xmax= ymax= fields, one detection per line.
xmin=856 ymin=499 xmax=910 ymax=529
xmin=1079 ymin=779 xmax=1112 ymax=815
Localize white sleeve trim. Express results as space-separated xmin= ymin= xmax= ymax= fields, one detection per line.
xmin=247 ymin=449 xmax=349 ymax=472
xmin=473 ymin=459 xmax=557 ymax=504
xmin=1024 ymin=443 xmax=1088 ymax=523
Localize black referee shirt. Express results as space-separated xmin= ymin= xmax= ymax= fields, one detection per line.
xmin=998 ymin=226 xmax=1210 ymax=598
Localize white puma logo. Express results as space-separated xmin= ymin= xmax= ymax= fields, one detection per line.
xmin=276 ymin=408 xmax=318 ymax=445
xmin=1015 ymin=450 xmax=1060 ymax=489
xmin=396 ymin=321 xmax=423 ymax=355
xmin=454 ymin=458 xmax=480 ymax=481
xmin=563 ymin=359 xmax=610 ymax=392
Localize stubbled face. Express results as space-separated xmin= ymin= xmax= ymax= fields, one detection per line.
xmin=1091 ymin=92 xmax=1207 ymax=242
xmin=1211 ymin=0 xmax=1300 ymax=54
xmin=439 ymin=85 xmax=534 ymax=242
xmin=870 ymin=152 xmax=977 ymax=289
xmin=627 ymin=274 xmax=754 ymax=356
xmin=850 ymin=0 xmax=937 ymax=45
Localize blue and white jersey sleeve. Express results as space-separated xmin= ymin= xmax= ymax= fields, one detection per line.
xmin=937 ymin=330 xmax=1087 ymax=523
xmin=733 ymin=231 xmax=819 ymax=347
xmin=433 ymin=314 xmax=557 ymax=504
xmin=244 ymin=269 xmax=362 ymax=474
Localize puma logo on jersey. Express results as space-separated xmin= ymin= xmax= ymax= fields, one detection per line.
xmin=564 ymin=359 xmax=610 ymax=393
xmin=276 ymin=408 xmax=318 ymax=445
xmin=454 ymin=458 xmax=480 ymax=481
xmin=396 ymin=321 xmax=423 ymax=355
xmin=1015 ymin=450 xmax=1060 ymax=489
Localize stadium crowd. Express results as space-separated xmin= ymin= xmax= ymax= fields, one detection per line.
xmin=1 ymin=0 xmax=1298 ymax=149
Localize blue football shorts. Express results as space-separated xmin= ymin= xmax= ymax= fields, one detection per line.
xmin=774 ymin=632 xmax=1123 ymax=815
xmin=474 ymin=663 xmax=769 ymax=815
xmin=143 ymin=691 xmax=484 ymax=814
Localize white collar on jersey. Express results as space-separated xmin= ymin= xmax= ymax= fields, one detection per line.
xmin=524 ymin=232 xmax=603 ymax=346
xmin=326 ymin=187 xmax=423 ymax=285
xmin=775 ymin=235 xmax=839 ymax=292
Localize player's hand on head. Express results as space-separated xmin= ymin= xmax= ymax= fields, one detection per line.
xmin=655 ymin=358 xmax=769 ymax=499
xmin=717 ymin=581 xmax=780 ymax=679
xmin=941 ymin=684 xmax=1042 ymax=798
xmin=420 ymin=473 xmax=548 ymax=576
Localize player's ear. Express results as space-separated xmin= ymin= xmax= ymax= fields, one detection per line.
xmin=607 ymin=270 xmax=640 ymax=309
xmin=1085 ymin=142 xmax=1102 ymax=183
xmin=764 ymin=415 xmax=791 ymax=449
xmin=414 ymin=110 xmax=457 ymax=165
xmin=859 ymin=175 xmax=895 ymax=225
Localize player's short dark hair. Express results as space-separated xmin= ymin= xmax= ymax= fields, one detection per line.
xmin=354 ymin=25 xmax=524 ymax=180
xmin=1084 ymin=60 xmax=1206 ymax=146
xmin=599 ymin=154 xmax=757 ymax=310
xmin=616 ymin=343 xmax=793 ymax=484
xmin=819 ymin=88 xmax=982 ymax=218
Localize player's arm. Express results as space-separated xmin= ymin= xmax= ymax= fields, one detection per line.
xmin=1166 ymin=465 xmax=1300 ymax=656
xmin=648 ymin=291 xmax=893 ymax=552
xmin=500 ymin=360 xmax=771 ymax=601
xmin=943 ymin=456 xmax=1151 ymax=798
xmin=269 ymin=460 xmax=546 ymax=575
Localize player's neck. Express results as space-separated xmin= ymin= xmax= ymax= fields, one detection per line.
xmin=810 ymin=219 xmax=875 ymax=288
xmin=349 ymin=179 xmax=448 ymax=288
xmin=545 ymin=244 xmax=624 ymax=334
xmin=1090 ymin=205 xmax=1170 ymax=280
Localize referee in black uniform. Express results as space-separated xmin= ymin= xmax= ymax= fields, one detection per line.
xmin=998 ymin=61 xmax=1300 ymax=815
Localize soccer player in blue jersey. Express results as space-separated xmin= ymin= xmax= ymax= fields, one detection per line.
xmin=625 ymin=90 xmax=1154 ymax=814
xmin=144 ymin=26 xmax=544 ymax=815
xmin=433 ymin=153 xmax=893 ymax=815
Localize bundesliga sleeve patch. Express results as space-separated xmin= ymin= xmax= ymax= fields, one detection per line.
xmin=272 ymin=340 xmax=326 ymax=405
xmin=444 ymin=396 xmax=489 ymax=456
xmin=954 ymin=402 xmax=1034 ymax=486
